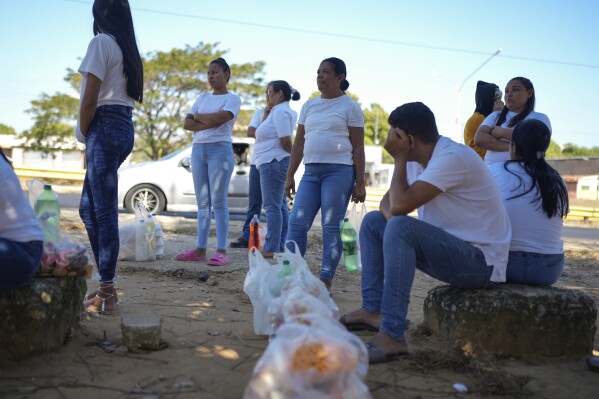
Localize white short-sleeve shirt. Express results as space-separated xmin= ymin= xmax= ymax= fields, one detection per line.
xmin=481 ymin=111 xmax=551 ymax=164
xmin=299 ymin=94 xmax=364 ymax=165
xmin=408 ymin=136 xmax=512 ymax=282
xmin=189 ymin=92 xmax=241 ymax=144
xmin=489 ymin=162 xmax=564 ymax=254
xmin=254 ymin=102 xmax=297 ymax=167
xmin=0 ymin=157 xmax=44 ymax=243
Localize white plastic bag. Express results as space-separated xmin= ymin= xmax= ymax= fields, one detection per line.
xmin=26 ymin=178 xmax=46 ymax=209
xmin=347 ymin=202 xmax=367 ymax=237
xmin=118 ymin=204 xmax=156 ymax=261
xmin=243 ymin=318 xmax=371 ymax=399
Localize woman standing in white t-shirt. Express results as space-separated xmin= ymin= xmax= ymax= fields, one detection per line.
xmin=474 ymin=77 xmax=551 ymax=164
xmin=76 ymin=0 xmax=144 ymax=314
xmin=489 ymin=119 xmax=569 ymax=285
xmin=285 ymin=57 xmax=366 ymax=292
xmin=177 ymin=58 xmax=241 ymax=266
xmin=254 ymin=80 xmax=300 ymax=257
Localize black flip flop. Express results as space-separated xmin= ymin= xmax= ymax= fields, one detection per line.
xmin=339 ymin=315 xmax=379 ymax=332
xmin=366 ymin=342 xmax=408 ymax=364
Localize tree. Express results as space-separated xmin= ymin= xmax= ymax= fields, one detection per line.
xmin=561 ymin=142 xmax=599 ymax=157
xmin=20 ymin=93 xmax=80 ymax=154
xmin=545 ymin=140 xmax=562 ymax=158
xmin=0 ymin=123 xmax=16 ymax=135
xmin=22 ymin=43 xmax=266 ymax=160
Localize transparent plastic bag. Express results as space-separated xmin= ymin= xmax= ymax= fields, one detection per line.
xmin=243 ymin=318 xmax=371 ymax=399
xmin=118 ymin=204 xmax=156 ymax=261
xmin=38 ymin=222 xmax=90 ymax=278
xmin=268 ymin=286 xmax=339 ymax=332
xmin=26 ymin=178 xmax=46 ymax=209
xmin=347 ymin=202 xmax=367 ymax=237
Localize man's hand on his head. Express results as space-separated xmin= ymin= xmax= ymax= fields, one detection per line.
xmin=384 ymin=127 xmax=411 ymax=160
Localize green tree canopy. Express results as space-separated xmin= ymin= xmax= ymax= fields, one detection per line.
xmin=545 ymin=140 xmax=563 ymax=159
xmin=21 ymin=92 xmax=79 ymax=154
xmin=561 ymin=142 xmax=599 ymax=157
xmin=24 ymin=42 xmax=266 ymax=161
xmin=0 ymin=123 xmax=16 ymax=135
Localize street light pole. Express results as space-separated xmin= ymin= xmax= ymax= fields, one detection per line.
xmin=431 ymin=48 xmax=502 ymax=142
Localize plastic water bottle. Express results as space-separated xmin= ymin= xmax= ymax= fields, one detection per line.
xmin=249 ymin=214 xmax=262 ymax=250
xmin=152 ymin=214 xmax=164 ymax=259
xmin=341 ymin=218 xmax=359 ymax=272
xmin=34 ymin=184 xmax=61 ymax=242
xmin=277 ymin=259 xmax=292 ymax=278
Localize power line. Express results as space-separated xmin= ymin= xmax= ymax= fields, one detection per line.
xmin=62 ymin=0 xmax=599 ymax=70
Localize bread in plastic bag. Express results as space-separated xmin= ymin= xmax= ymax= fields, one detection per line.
xmin=38 ymin=218 xmax=90 ymax=278
xmin=243 ymin=318 xmax=371 ymax=399
xmin=118 ymin=203 xmax=156 ymax=261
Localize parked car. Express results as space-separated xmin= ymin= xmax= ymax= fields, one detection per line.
xmin=117 ymin=138 xmax=303 ymax=215
xmin=117 ymin=138 xmax=254 ymax=214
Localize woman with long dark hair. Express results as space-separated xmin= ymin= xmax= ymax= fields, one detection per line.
xmin=474 ymin=77 xmax=551 ymax=164
xmin=285 ymin=57 xmax=366 ymax=293
xmin=76 ymin=0 xmax=143 ymax=314
xmin=489 ymin=119 xmax=569 ymax=285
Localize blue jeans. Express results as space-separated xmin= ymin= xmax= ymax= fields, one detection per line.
xmin=191 ymin=142 xmax=234 ymax=250
xmin=506 ymin=251 xmax=564 ymax=286
xmin=286 ymin=163 xmax=355 ymax=282
xmin=80 ymin=105 xmax=134 ymax=283
xmin=241 ymin=165 xmax=288 ymax=248
xmin=0 ymin=239 xmax=43 ymax=293
xmin=258 ymin=157 xmax=290 ymax=252
xmin=360 ymin=212 xmax=495 ymax=340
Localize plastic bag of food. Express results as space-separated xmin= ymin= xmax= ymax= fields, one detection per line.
xmin=118 ymin=203 xmax=156 ymax=261
xmin=243 ymin=318 xmax=371 ymax=399
xmin=38 ymin=225 xmax=90 ymax=278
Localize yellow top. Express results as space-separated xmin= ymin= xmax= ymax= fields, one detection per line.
xmin=463 ymin=112 xmax=487 ymax=160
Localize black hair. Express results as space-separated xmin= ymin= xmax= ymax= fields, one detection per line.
xmin=321 ymin=57 xmax=350 ymax=91
xmin=504 ymin=119 xmax=569 ymax=218
xmin=474 ymin=81 xmax=499 ymax=117
xmin=495 ymin=77 xmax=535 ymax=128
xmin=268 ymin=80 xmax=300 ymax=101
xmin=93 ymin=0 xmax=144 ymax=103
xmin=387 ymin=102 xmax=439 ymax=144
xmin=209 ymin=58 xmax=231 ymax=82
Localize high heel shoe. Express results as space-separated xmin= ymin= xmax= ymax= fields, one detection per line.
xmin=85 ymin=281 xmax=118 ymax=315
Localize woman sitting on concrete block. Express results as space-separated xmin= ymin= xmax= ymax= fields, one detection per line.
xmin=489 ymin=119 xmax=569 ymax=285
xmin=0 ymin=150 xmax=44 ymax=293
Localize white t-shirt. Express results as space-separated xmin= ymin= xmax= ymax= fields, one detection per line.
xmin=489 ymin=162 xmax=563 ymax=254
xmin=254 ymin=102 xmax=297 ymax=167
xmin=75 ymin=34 xmax=134 ymax=143
xmin=189 ymin=92 xmax=241 ymax=144
xmin=0 ymin=157 xmax=44 ymax=243
xmin=408 ymin=136 xmax=512 ymax=282
xmin=481 ymin=110 xmax=551 ymax=164
xmin=299 ymin=95 xmax=364 ymax=165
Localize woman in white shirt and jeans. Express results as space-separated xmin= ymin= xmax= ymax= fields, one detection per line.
xmin=254 ymin=80 xmax=300 ymax=257
xmin=285 ymin=57 xmax=366 ymax=292
xmin=77 ymin=0 xmax=144 ymax=314
xmin=489 ymin=119 xmax=569 ymax=285
xmin=177 ymin=58 xmax=241 ymax=266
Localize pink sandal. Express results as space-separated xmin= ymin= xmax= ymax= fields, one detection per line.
xmin=176 ymin=249 xmax=206 ymax=261
xmin=207 ymin=252 xmax=230 ymax=266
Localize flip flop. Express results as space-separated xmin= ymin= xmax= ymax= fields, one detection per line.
xmin=339 ymin=314 xmax=379 ymax=332
xmin=366 ymin=342 xmax=408 ymax=364
xmin=176 ymin=249 xmax=207 ymax=261
xmin=207 ymin=252 xmax=230 ymax=266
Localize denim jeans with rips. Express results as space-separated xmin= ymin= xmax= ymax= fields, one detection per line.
xmin=285 ymin=163 xmax=354 ymax=282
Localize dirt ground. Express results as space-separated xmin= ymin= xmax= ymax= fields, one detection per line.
xmin=1 ymin=209 xmax=598 ymax=399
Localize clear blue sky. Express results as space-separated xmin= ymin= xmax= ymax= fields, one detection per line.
xmin=1 ymin=0 xmax=598 ymax=147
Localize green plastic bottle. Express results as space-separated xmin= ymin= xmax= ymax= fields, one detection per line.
xmin=341 ymin=218 xmax=359 ymax=272
xmin=34 ymin=184 xmax=61 ymax=242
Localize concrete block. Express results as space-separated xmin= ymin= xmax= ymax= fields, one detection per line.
xmin=423 ymin=284 xmax=597 ymax=357
xmin=0 ymin=276 xmax=86 ymax=362
xmin=121 ymin=314 xmax=162 ymax=351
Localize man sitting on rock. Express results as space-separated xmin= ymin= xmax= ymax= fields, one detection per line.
xmin=340 ymin=102 xmax=511 ymax=363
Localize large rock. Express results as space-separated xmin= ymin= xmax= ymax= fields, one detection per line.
xmin=423 ymin=284 xmax=597 ymax=357
xmin=0 ymin=276 xmax=87 ymax=362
